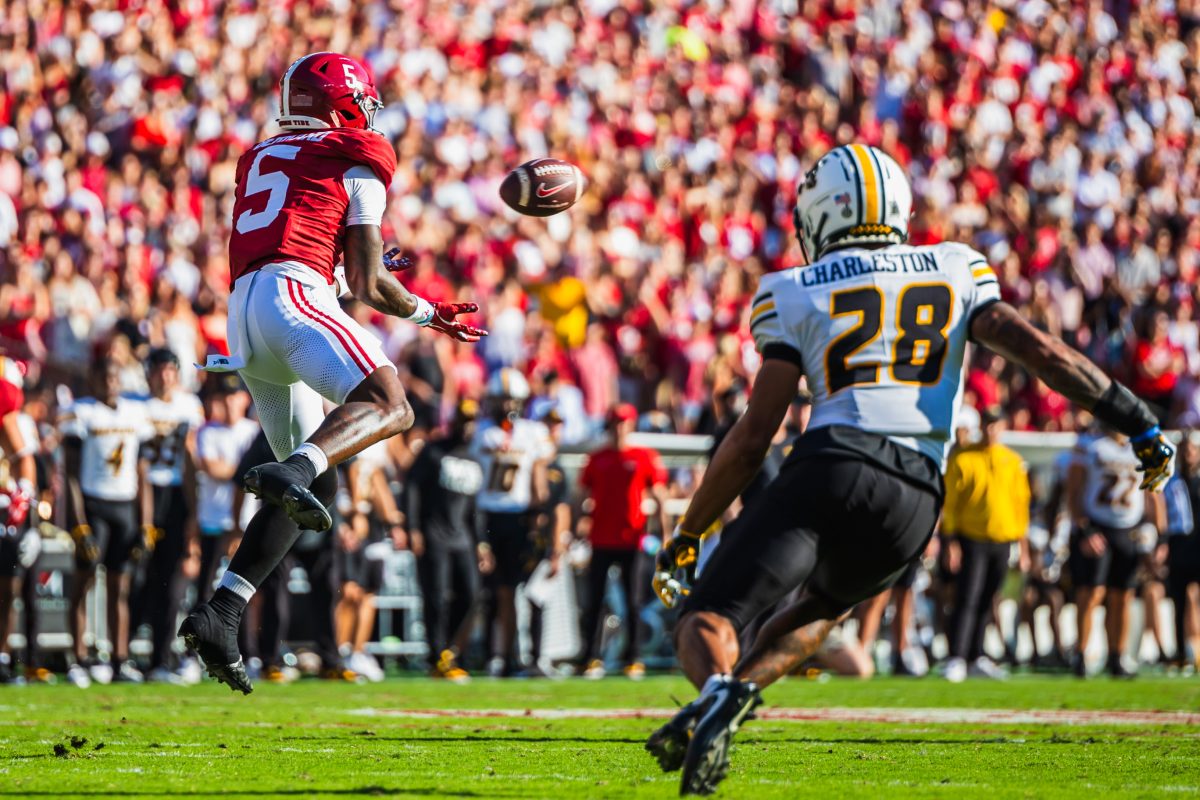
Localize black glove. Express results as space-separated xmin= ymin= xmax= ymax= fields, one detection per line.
xmin=653 ymin=526 xmax=701 ymax=608
xmin=1131 ymin=426 xmax=1175 ymax=492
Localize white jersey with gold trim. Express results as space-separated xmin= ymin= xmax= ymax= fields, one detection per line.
xmin=138 ymin=392 xmax=205 ymax=487
xmin=59 ymin=397 xmax=155 ymax=501
xmin=750 ymin=242 xmax=1002 ymax=466
xmin=1080 ymin=434 xmax=1145 ymax=530
xmin=470 ymin=418 xmax=555 ymax=513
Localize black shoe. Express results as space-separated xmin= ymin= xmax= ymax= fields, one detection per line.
xmin=243 ymin=463 xmax=332 ymax=532
xmin=178 ymin=604 xmax=252 ymax=695
xmin=1071 ymin=652 xmax=1087 ymax=678
xmin=646 ymin=699 xmax=705 ymax=773
xmin=680 ymin=679 xmax=761 ymax=796
xmin=1107 ymin=656 xmax=1137 ymax=679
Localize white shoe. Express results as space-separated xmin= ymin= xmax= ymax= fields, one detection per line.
xmin=146 ymin=666 xmax=185 ymax=685
xmin=969 ymin=656 xmax=1008 ymax=680
xmin=88 ymin=662 xmax=113 ymax=685
xmin=582 ymin=659 xmax=606 ymax=680
xmin=177 ymin=657 xmax=203 ymax=686
xmin=67 ymin=664 xmax=92 ymax=689
xmin=348 ymin=652 xmax=385 ymax=683
xmin=942 ymin=656 xmax=967 ymax=683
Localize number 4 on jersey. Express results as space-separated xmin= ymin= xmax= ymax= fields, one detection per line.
xmin=826 ymin=283 xmax=953 ymax=393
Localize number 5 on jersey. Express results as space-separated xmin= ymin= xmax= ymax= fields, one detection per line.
xmin=826 ymin=283 xmax=953 ymax=393
xmin=235 ymin=144 xmax=301 ymax=234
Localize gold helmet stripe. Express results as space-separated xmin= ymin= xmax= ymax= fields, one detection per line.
xmin=849 ymin=144 xmax=880 ymax=224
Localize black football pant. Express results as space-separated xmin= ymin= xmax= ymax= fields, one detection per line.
xmin=144 ymin=485 xmax=190 ymax=670
xmin=581 ymin=548 xmax=642 ymax=666
xmin=949 ymin=538 xmax=1011 ymax=662
xmin=417 ymin=542 xmax=479 ymax=666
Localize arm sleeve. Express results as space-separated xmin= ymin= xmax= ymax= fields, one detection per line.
xmin=343 ymin=165 xmax=387 ymax=227
xmin=958 ymin=245 xmax=1003 ymax=338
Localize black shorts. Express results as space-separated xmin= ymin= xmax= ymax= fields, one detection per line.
xmin=684 ymin=427 xmax=941 ymax=630
xmin=895 ymin=557 xmax=922 ymax=589
xmin=484 ymin=511 xmax=536 ymax=587
xmin=1068 ymin=523 xmax=1139 ymax=591
xmin=82 ymin=496 xmax=140 ymax=573
xmin=1168 ymin=535 xmax=1200 ymax=595
xmin=338 ymin=546 xmax=384 ymax=594
xmin=152 ymin=484 xmax=189 ymax=544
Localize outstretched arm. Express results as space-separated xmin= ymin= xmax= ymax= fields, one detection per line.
xmin=344 ymin=224 xmax=420 ymax=318
xmin=970 ymin=301 xmax=1174 ymax=490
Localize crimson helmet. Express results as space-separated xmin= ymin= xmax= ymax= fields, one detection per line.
xmin=277 ymin=52 xmax=382 ymax=131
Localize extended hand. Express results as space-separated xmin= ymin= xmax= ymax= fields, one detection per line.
xmin=1132 ymin=427 xmax=1175 ymax=492
xmin=428 ymin=302 xmax=488 ymax=343
xmin=383 ymin=247 xmax=414 ymax=272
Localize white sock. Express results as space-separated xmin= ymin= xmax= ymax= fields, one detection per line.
xmin=700 ymin=673 xmax=731 ymax=697
xmin=218 ymin=570 xmax=256 ymax=602
xmin=290 ymin=442 xmax=329 ymax=476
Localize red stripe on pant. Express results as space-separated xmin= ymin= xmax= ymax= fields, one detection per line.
xmin=293 ymin=280 xmax=381 ymax=372
xmin=285 ymin=277 xmax=373 ymax=377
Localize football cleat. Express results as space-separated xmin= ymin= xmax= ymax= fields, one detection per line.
xmin=431 ymin=650 xmax=470 ymax=683
xmin=646 ymin=698 xmax=706 ymax=774
xmin=243 ymin=463 xmax=332 ymax=532
xmin=178 ymin=605 xmax=252 ymax=695
xmin=680 ymin=679 xmax=761 ymax=796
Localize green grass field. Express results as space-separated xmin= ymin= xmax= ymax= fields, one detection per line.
xmin=2 ymin=675 xmax=1199 ymax=799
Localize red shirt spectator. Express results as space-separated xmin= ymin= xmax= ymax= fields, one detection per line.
xmin=580 ymin=405 xmax=667 ymax=550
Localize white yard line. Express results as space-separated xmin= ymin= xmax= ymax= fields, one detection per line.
xmin=349 ymin=706 xmax=1200 ymax=726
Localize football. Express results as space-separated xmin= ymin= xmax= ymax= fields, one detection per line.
xmin=499 ymin=158 xmax=586 ymax=217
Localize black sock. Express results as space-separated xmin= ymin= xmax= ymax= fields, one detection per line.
xmin=226 ymin=469 xmax=338 ymax=587
xmin=209 ymin=587 xmax=248 ymax=628
xmin=283 ymin=453 xmax=318 ymax=487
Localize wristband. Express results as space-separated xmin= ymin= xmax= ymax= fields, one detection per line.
xmin=1092 ymin=382 xmax=1158 ymax=439
xmin=1131 ymin=426 xmax=1161 ymax=445
xmin=403 ymin=296 xmax=436 ymax=327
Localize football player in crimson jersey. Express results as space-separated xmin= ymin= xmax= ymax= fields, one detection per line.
xmin=179 ymin=52 xmax=486 ymax=694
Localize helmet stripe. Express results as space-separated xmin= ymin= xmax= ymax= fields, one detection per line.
xmin=838 ymin=147 xmax=863 ymax=227
xmin=281 ymin=54 xmax=314 ymax=118
xmin=850 ymin=145 xmax=879 ymax=224
xmin=866 ymin=146 xmax=887 ymax=224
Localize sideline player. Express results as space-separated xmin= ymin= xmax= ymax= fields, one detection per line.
xmin=0 ymin=356 xmax=37 ymax=683
xmin=137 ymin=348 xmax=204 ymax=682
xmin=179 ymin=52 xmax=486 ymax=693
xmin=471 ymin=368 xmax=554 ymax=676
xmin=61 ymin=358 xmax=155 ymax=686
xmin=1066 ymin=427 xmax=1163 ymax=677
xmin=647 ymin=144 xmax=1176 ymax=795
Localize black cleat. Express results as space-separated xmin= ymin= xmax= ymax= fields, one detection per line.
xmin=178 ymin=604 xmax=252 ymax=695
xmin=680 ymin=679 xmax=761 ymax=796
xmin=1107 ymin=656 xmax=1137 ymax=679
xmin=647 ymin=699 xmax=704 ymax=773
xmin=243 ymin=463 xmax=332 ymax=532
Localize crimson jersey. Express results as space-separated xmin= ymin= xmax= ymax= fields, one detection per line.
xmin=228 ymin=128 xmax=396 ymax=284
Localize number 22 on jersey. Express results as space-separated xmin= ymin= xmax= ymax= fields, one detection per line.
xmin=235 ymin=144 xmax=301 ymax=234
xmin=825 ymin=283 xmax=954 ymax=393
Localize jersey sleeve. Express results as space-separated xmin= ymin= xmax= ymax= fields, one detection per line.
xmin=58 ymin=401 xmax=85 ymax=439
xmin=749 ymin=276 xmax=804 ymax=370
xmin=645 ymin=448 xmax=667 ymax=486
xmin=339 ymin=129 xmax=396 ymax=186
xmin=951 ymin=244 xmax=1002 ymax=334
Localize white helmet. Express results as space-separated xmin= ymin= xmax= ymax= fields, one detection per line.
xmin=486 ymin=367 xmax=530 ymax=401
xmin=793 ymin=144 xmax=913 ymax=262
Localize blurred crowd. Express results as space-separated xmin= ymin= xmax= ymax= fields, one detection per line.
xmin=1 ymin=0 xmax=1200 ymax=684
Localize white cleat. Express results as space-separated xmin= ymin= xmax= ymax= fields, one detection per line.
xmin=969 ymin=656 xmax=1008 ymax=680
xmin=942 ymin=656 xmax=967 ymax=683
xmin=66 ymin=664 xmax=92 ymax=689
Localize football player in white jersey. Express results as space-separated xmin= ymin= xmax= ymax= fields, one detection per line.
xmin=60 ymin=357 xmax=155 ymax=685
xmin=1066 ymin=429 xmax=1163 ymax=677
xmin=135 ymin=348 xmax=205 ymax=682
xmin=647 ymin=144 xmax=1176 ymax=796
xmin=470 ymin=368 xmax=555 ymax=676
